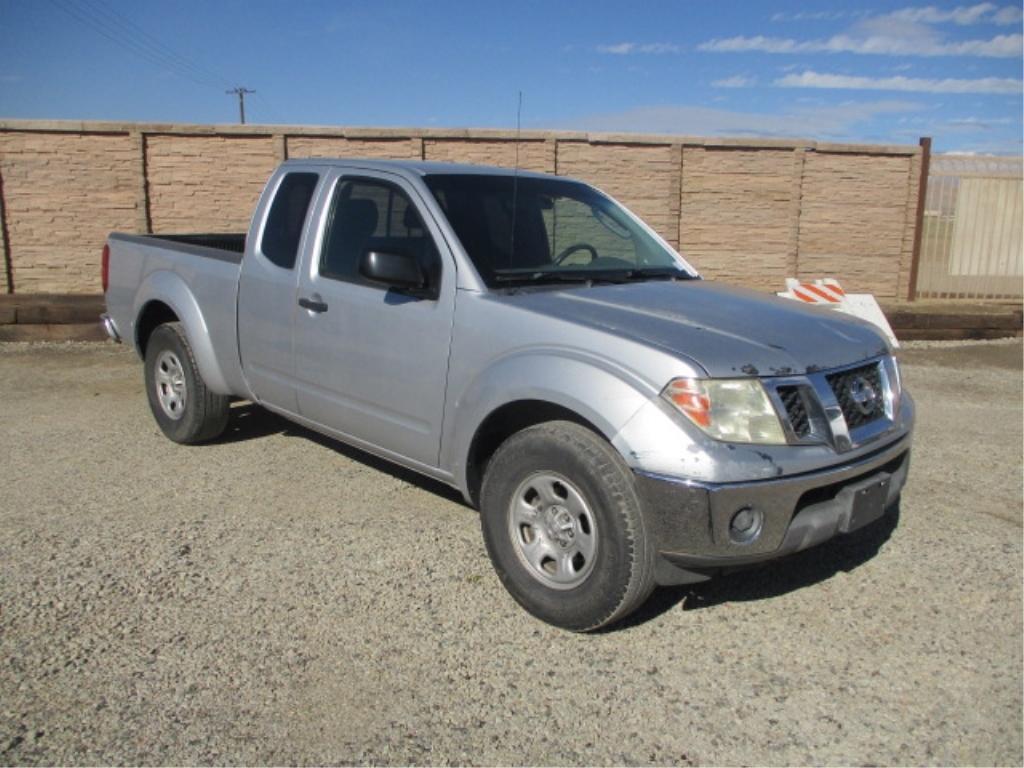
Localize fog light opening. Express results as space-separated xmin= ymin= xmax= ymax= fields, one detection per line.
xmin=729 ymin=506 xmax=764 ymax=545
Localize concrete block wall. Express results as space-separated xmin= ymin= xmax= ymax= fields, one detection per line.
xmin=287 ymin=136 xmax=422 ymax=161
xmin=797 ymin=151 xmax=915 ymax=296
xmin=423 ymin=138 xmax=555 ymax=173
xmin=558 ymin=141 xmax=679 ymax=248
xmin=146 ymin=135 xmax=277 ymax=233
xmin=0 ymin=130 xmax=138 ymax=293
xmin=0 ymin=120 xmax=924 ymax=298
xmin=679 ymin=147 xmax=799 ymax=291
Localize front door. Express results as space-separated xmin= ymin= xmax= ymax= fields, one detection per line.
xmin=292 ymin=171 xmax=455 ymax=467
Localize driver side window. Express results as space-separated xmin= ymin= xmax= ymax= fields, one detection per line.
xmin=319 ymin=177 xmax=441 ymax=289
xmin=542 ymin=197 xmax=637 ymax=266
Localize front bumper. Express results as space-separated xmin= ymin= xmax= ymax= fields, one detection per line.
xmin=634 ymin=434 xmax=911 ymax=585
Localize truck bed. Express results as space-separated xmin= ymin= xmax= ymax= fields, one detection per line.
xmin=127 ymin=233 xmax=247 ymax=258
xmin=104 ymin=231 xmax=249 ymax=397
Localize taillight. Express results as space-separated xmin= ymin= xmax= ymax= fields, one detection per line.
xmin=101 ymin=243 xmax=110 ymax=294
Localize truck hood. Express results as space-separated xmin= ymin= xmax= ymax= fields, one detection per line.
xmin=492 ymin=280 xmax=890 ymax=377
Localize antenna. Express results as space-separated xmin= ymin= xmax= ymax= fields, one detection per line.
xmin=514 ymin=90 xmax=522 ymax=172
xmin=509 ymin=91 xmax=522 ymax=266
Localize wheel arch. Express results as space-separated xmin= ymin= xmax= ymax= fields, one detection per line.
xmin=445 ymin=349 xmax=658 ymax=505
xmin=463 ymin=399 xmax=610 ymax=507
xmin=132 ymin=271 xmax=232 ymax=395
xmin=135 ymin=300 xmax=179 ymax=357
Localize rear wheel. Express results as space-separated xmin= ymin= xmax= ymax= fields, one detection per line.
xmin=144 ymin=322 xmax=229 ymax=444
xmin=480 ymin=421 xmax=656 ymax=631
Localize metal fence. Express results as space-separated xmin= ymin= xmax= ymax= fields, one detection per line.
xmin=916 ymin=155 xmax=1023 ymax=300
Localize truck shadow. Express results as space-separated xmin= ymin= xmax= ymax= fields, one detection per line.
xmin=215 ymin=402 xmax=468 ymax=506
xmin=215 ymin=402 xmax=902 ymax=630
xmin=617 ymin=503 xmax=902 ymax=630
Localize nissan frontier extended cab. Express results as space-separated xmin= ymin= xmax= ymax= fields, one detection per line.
xmin=102 ymin=159 xmax=913 ymax=631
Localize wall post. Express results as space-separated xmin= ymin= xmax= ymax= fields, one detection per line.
xmin=272 ymin=134 xmax=288 ymax=163
xmin=0 ymin=164 xmax=13 ymax=293
xmin=130 ymin=130 xmax=151 ymax=234
xmin=668 ymin=143 xmax=683 ymax=249
xmin=906 ymin=136 xmax=932 ymax=301
xmin=787 ymin=147 xmax=807 ymax=278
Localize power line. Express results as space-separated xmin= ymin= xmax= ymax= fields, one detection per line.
xmin=49 ymin=0 xmax=223 ymax=89
xmin=49 ymin=0 xmax=242 ymax=95
xmin=251 ymin=91 xmax=287 ymax=125
xmin=76 ymin=0 xmax=234 ymax=89
xmin=50 ymin=0 xmax=284 ymax=125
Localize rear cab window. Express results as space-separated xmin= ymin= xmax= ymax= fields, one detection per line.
xmin=260 ymin=172 xmax=319 ymax=269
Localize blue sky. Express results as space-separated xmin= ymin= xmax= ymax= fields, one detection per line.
xmin=1 ymin=0 xmax=1021 ymax=154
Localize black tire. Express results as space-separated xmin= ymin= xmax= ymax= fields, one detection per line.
xmin=144 ymin=322 xmax=229 ymax=444
xmin=479 ymin=421 xmax=656 ymax=631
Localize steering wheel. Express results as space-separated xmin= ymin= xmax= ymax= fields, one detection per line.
xmin=553 ymin=243 xmax=598 ymax=266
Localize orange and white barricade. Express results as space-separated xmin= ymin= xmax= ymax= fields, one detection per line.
xmin=777 ymin=278 xmax=899 ymax=348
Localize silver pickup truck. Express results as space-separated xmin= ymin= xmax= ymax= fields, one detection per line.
xmin=102 ymin=159 xmax=913 ymax=631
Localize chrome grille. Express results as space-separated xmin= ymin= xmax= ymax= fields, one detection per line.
xmin=825 ymin=362 xmax=886 ymax=430
xmin=776 ymin=385 xmax=811 ymax=439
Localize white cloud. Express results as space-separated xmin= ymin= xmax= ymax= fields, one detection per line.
xmin=712 ymin=75 xmax=756 ymax=88
xmin=702 ymin=3 xmax=1024 ymax=58
xmin=775 ymin=70 xmax=1023 ymax=94
xmin=887 ymin=3 xmax=998 ymax=25
xmin=637 ymin=43 xmax=680 ymax=54
xmin=885 ymin=3 xmax=1024 ymax=25
xmin=771 ymin=9 xmax=872 ymax=22
xmin=946 ymin=115 xmax=1015 ymax=126
xmin=699 ymin=31 xmax=1022 ymax=57
xmin=554 ymin=100 xmax=923 ymax=141
xmin=771 ymin=4 xmax=1024 ymax=26
xmin=993 ymin=5 xmax=1024 ymax=23
xmin=597 ymin=42 xmax=635 ymax=54
xmin=552 ymin=100 xmax=1022 ymax=154
xmin=700 ymin=36 xmax=799 ymax=54
xmin=597 ymin=42 xmax=680 ymax=55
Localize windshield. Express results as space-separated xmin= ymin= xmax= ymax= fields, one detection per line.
xmin=424 ymin=174 xmax=690 ymax=288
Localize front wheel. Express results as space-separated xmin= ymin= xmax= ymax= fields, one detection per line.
xmin=479 ymin=421 xmax=656 ymax=631
xmin=144 ymin=322 xmax=229 ymax=444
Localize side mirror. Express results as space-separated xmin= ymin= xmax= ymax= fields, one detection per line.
xmin=359 ymin=250 xmax=426 ymax=292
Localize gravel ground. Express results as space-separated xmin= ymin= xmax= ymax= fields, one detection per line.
xmin=0 ymin=339 xmax=1021 ymax=766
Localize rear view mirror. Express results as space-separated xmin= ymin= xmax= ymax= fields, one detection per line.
xmin=592 ymin=206 xmax=632 ymax=240
xmin=360 ymin=250 xmax=428 ymax=293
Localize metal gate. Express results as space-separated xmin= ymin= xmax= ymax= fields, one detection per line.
xmin=916 ymin=155 xmax=1023 ymax=299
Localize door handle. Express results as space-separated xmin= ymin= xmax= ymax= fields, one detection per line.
xmin=298 ymin=297 xmax=328 ymax=313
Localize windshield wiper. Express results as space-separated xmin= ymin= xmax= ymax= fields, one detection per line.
xmin=619 ymin=267 xmax=696 ymax=281
xmin=492 ymin=269 xmax=610 ymax=284
xmin=492 ymin=266 xmax=695 ymax=285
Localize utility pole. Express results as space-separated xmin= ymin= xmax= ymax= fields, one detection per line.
xmin=226 ymin=86 xmax=255 ymax=124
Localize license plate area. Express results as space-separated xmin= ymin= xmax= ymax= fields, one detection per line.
xmin=840 ymin=473 xmax=892 ymax=533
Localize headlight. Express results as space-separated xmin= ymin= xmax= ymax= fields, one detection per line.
xmin=661 ymin=377 xmax=787 ymax=444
